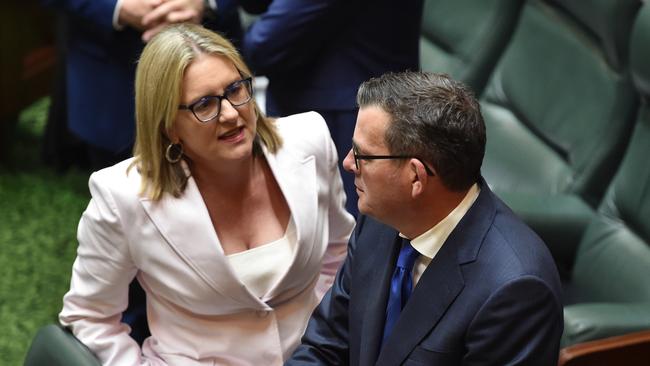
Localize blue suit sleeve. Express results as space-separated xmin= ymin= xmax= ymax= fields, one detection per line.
xmin=39 ymin=0 xmax=117 ymax=32
xmin=241 ymin=0 xmax=352 ymax=75
xmin=286 ymin=218 xmax=363 ymax=365
xmin=238 ymin=0 xmax=272 ymax=14
xmin=463 ymin=276 xmax=564 ymax=365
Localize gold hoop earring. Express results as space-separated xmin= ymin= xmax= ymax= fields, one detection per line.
xmin=165 ymin=142 xmax=183 ymax=163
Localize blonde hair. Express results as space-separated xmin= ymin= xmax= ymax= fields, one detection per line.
xmin=130 ymin=23 xmax=282 ymax=200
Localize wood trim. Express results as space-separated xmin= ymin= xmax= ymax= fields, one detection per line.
xmin=558 ymin=330 xmax=650 ymax=366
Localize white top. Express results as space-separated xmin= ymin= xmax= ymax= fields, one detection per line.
xmin=227 ymin=217 xmax=297 ymax=299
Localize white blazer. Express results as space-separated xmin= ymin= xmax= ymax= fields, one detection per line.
xmin=60 ymin=112 xmax=355 ymax=365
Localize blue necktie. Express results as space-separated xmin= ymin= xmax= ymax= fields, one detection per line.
xmin=382 ymin=239 xmax=419 ymax=347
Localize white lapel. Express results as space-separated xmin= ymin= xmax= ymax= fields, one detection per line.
xmin=262 ymin=143 xmax=319 ymax=301
xmin=140 ymin=162 xmax=267 ymax=311
xmin=140 ymin=142 xmax=319 ymax=309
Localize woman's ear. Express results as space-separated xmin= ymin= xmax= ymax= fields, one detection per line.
xmin=166 ymin=125 xmax=179 ymax=144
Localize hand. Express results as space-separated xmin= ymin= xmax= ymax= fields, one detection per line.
xmin=118 ymin=0 xmax=164 ymax=31
xmin=141 ymin=0 xmax=206 ymax=42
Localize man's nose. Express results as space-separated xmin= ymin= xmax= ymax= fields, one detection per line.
xmin=342 ymin=149 xmax=356 ymax=173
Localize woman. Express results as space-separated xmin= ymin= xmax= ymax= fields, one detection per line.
xmin=59 ymin=23 xmax=355 ymax=365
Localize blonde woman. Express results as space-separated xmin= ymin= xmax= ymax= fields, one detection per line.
xmin=59 ymin=23 xmax=355 ymax=365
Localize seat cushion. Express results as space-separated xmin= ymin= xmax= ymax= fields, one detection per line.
xmin=482 ymin=101 xmax=573 ymax=195
xmin=419 ymin=0 xmax=521 ymax=94
xmin=23 ymin=324 xmax=100 ymax=366
xmin=571 ymin=109 xmax=650 ymax=303
xmin=481 ymin=0 xmax=638 ymax=205
xmin=562 ymin=303 xmax=650 ymax=347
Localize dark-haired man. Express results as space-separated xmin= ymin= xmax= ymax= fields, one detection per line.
xmin=287 ymin=72 xmax=563 ymax=366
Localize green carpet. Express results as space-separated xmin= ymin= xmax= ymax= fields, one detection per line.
xmin=0 ymin=98 xmax=90 ymax=365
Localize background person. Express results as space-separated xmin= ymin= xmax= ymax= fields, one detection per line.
xmin=287 ymin=71 xmax=563 ymax=366
xmin=239 ymin=0 xmax=424 ymax=216
xmin=59 ymin=23 xmax=354 ymax=365
xmin=39 ymin=0 xmax=242 ymax=171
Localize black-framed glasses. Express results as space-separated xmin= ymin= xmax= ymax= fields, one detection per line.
xmin=178 ymin=77 xmax=253 ymax=123
xmin=352 ymin=142 xmax=434 ymax=176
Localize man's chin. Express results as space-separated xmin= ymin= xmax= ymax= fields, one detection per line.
xmin=357 ymin=201 xmax=370 ymax=216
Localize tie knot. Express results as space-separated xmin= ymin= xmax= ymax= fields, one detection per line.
xmin=396 ymin=240 xmax=419 ymax=270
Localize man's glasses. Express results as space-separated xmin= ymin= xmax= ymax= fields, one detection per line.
xmin=352 ymin=142 xmax=434 ymax=176
xmin=178 ymin=77 xmax=253 ymax=123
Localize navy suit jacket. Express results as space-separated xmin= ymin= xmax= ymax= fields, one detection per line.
xmin=287 ymin=180 xmax=563 ymax=365
xmin=40 ymin=0 xmax=242 ymax=153
xmin=241 ymin=0 xmax=423 ymax=115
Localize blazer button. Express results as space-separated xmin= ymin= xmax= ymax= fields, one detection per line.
xmin=256 ymin=310 xmax=270 ymax=318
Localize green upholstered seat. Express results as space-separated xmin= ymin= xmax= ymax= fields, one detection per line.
xmin=23 ymin=324 xmax=100 ymax=366
xmin=561 ymin=3 xmax=650 ymax=347
xmin=480 ymin=0 xmax=641 ymax=276
xmin=419 ymin=0 xmax=522 ymax=95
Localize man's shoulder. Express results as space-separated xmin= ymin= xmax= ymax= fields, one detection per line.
xmin=475 ymin=197 xmax=561 ymax=293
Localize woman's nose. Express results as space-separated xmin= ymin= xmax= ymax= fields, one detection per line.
xmin=218 ymin=99 xmax=239 ymax=123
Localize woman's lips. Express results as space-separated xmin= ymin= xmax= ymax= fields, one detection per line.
xmin=218 ymin=126 xmax=245 ymax=142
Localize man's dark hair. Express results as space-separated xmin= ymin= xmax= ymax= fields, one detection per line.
xmin=356 ymin=71 xmax=486 ymax=191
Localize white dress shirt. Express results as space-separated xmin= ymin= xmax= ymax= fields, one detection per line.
xmin=401 ymin=183 xmax=480 ymax=285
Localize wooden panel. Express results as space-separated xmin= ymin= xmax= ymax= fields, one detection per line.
xmin=558 ymin=330 xmax=650 ymax=366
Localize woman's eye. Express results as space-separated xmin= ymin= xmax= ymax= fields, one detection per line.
xmin=194 ymin=98 xmax=213 ymax=111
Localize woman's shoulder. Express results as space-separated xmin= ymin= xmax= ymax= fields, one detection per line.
xmin=275 ymin=111 xmax=329 ymax=138
xmin=88 ymin=157 xmax=142 ymax=201
xmin=274 ymin=111 xmax=333 ymax=152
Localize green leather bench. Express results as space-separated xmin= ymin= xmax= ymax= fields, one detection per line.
xmin=420 ymin=0 xmax=522 ymax=95
xmin=479 ymin=0 xmax=641 ymax=278
xmin=23 ymin=324 xmax=100 ymax=366
xmin=561 ymin=2 xmax=650 ymax=347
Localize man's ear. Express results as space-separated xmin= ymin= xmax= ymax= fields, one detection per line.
xmin=409 ymin=159 xmax=429 ymax=198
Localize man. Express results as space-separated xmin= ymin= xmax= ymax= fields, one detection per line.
xmin=286 ymin=72 xmax=563 ymax=365
xmin=240 ymin=0 xmax=424 ymax=216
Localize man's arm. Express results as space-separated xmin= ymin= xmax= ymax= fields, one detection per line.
xmin=39 ymin=0 xmax=163 ymax=33
xmin=241 ymin=0 xmax=353 ymax=76
xmin=286 ymin=218 xmax=366 ymax=365
xmin=463 ymin=276 xmax=564 ymax=365
xmin=39 ymin=0 xmax=121 ymax=31
xmin=238 ymin=0 xmax=272 ymax=14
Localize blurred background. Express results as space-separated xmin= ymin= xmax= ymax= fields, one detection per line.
xmin=0 ymin=3 xmax=89 ymax=366
xmin=4 ymin=0 xmax=650 ymax=364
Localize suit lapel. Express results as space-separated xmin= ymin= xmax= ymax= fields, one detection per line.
xmin=140 ymin=169 xmax=264 ymax=310
xmin=375 ymin=180 xmax=496 ymax=365
xmin=375 ymin=243 xmax=465 ymax=366
xmin=140 ymin=146 xmax=319 ymax=307
xmin=263 ymin=145 xmax=318 ymax=300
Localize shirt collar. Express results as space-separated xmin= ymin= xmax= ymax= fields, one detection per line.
xmin=400 ymin=183 xmax=480 ymax=259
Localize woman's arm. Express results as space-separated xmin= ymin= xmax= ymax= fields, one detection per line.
xmin=59 ymin=173 xmax=162 ymax=365
xmin=315 ymin=118 xmax=355 ymax=298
